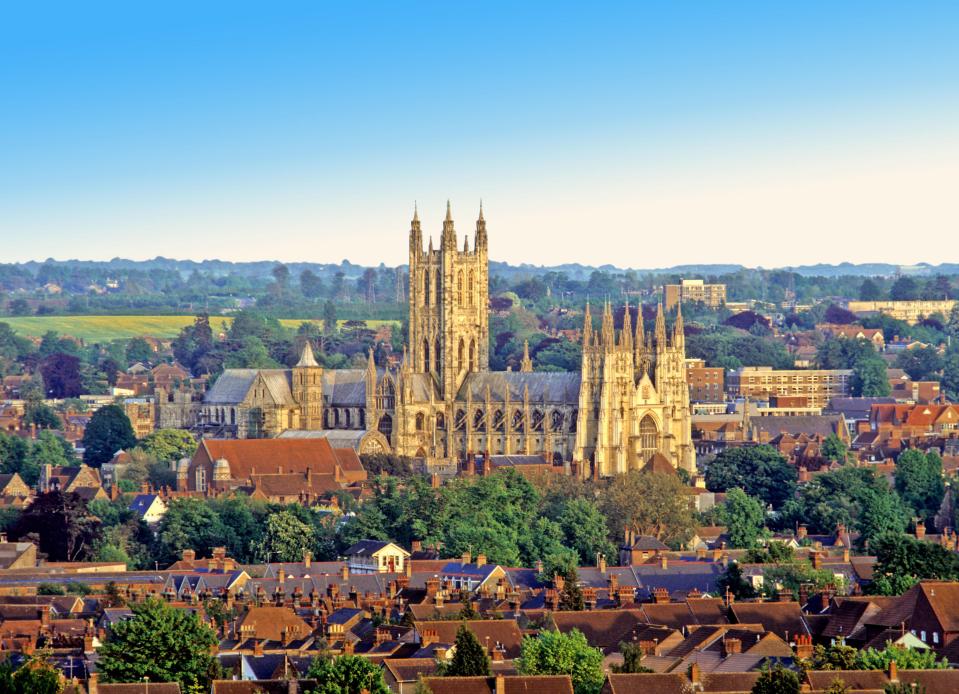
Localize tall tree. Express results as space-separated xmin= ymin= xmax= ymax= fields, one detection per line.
xmin=895 ymin=449 xmax=945 ymax=520
xmin=445 ymin=624 xmax=491 ymax=677
xmin=255 ymin=509 xmax=317 ymax=562
xmin=97 ymin=597 xmax=219 ymax=690
xmin=705 ymin=445 xmax=797 ymax=509
xmin=752 ymin=664 xmax=801 ymax=694
xmin=722 ymin=488 xmax=767 ymax=549
xmin=40 ymin=352 xmax=83 ymax=398
xmin=82 ymin=404 xmax=137 ymax=467
xmin=601 ymin=471 xmax=696 ymax=547
xmin=517 ymin=628 xmax=604 ymax=694
xmin=12 ymin=491 xmax=100 ymax=561
xmin=306 ymin=655 xmax=390 ymax=694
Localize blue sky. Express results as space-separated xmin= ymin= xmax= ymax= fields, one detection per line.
xmin=1 ymin=2 xmax=956 ymax=267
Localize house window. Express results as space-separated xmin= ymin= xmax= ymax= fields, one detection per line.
xmin=933 ymin=632 xmax=940 ymax=644
xmin=196 ymin=468 xmax=207 ymax=492
xmin=921 ymin=630 xmax=926 ymax=642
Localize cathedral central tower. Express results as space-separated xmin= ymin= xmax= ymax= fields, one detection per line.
xmin=408 ymin=202 xmax=489 ymax=401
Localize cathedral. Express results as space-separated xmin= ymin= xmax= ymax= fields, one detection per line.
xmin=169 ymin=203 xmax=695 ymax=477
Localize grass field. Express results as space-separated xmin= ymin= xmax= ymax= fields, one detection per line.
xmin=1 ymin=315 xmax=398 ymax=341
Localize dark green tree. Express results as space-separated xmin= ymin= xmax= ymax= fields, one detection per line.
xmin=445 ymin=623 xmax=492 ymax=677
xmin=306 ymin=654 xmax=390 ymax=694
xmin=517 ymin=628 xmax=604 ymax=694
xmin=97 ymin=598 xmax=219 ymax=690
xmin=12 ymin=491 xmax=99 ymax=561
xmin=751 ymin=664 xmax=801 ymax=694
xmin=124 ymin=337 xmax=155 ymax=365
xmin=705 ymin=445 xmax=797 ymax=509
xmin=81 ymin=404 xmax=137 ymax=467
xmin=821 ymin=434 xmax=849 ymax=464
xmin=894 ymin=449 xmax=945 ymax=520
xmin=717 ymin=561 xmax=756 ymax=600
xmin=0 ymin=652 xmax=63 ymax=694
xmin=722 ymin=487 xmax=767 ymax=549
xmin=895 ymin=346 xmax=943 ymax=381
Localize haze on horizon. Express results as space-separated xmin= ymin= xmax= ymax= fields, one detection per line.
xmin=1 ymin=2 xmax=957 ymax=268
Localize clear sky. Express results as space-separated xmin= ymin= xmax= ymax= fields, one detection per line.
xmin=1 ymin=2 xmax=956 ymax=268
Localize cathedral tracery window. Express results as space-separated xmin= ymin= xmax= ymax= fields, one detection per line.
xmin=492 ymin=410 xmax=505 ymax=432
xmin=468 ymin=270 xmax=475 ymax=307
xmin=469 ymin=339 xmax=476 ymax=371
xmin=457 ymin=271 xmax=464 ymax=307
xmin=639 ymin=415 xmax=658 ymax=463
xmin=423 ymin=271 xmax=430 ymax=306
xmin=454 ymin=409 xmax=466 ymax=430
xmin=473 ymin=409 xmax=486 ymax=432
xmin=415 ymin=412 xmax=425 ymax=431
xmin=458 ymin=339 xmax=465 ymax=372
xmin=550 ymin=410 xmax=564 ymax=432
xmin=512 ymin=410 xmax=524 ymax=431
xmin=378 ymin=413 xmax=393 ymax=444
xmin=436 ymin=412 xmax=446 ymax=430
xmin=532 ymin=410 xmax=544 ymax=431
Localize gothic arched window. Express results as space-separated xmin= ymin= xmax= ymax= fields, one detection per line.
xmin=473 ymin=409 xmax=486 ymax=432
xmin=378 ymin=413 xmax=393 ymax=444
xmin=532 ymin=410 xmax=544 ymax=431
xmin=458 ymin=339 xmax=465 ymax=372
xmin=454 ymin=409 xmax=466 ymax=430
xmin=469 ymin=339 xmax=476 ymax=371
xmin=423 ymin=270 xmax=430 ymax=306
xmin=433 ymin=339 xmax=441 ymax=373
xmin=550 ymin=410 xmax=564 ymax=433
xmin=639 ymin=415 xmax=658 ymax=463
xmin=468 ymin=270 xmax=475 ymax=307
xmin=492 ymin=410 xmax=505 ymax=432
xmin=415 ymin=412 xmax=425 ymax=431
xmin=457 ymin=271 xmax=464 ymax=307
xmin=512 ymin=410 xmax=524 ymax=431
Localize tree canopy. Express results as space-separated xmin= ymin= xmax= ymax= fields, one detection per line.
xmin=97 ymin=597 xmax=220 ymax=690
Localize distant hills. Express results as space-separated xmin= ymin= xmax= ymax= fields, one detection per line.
xmin=14 ymin=257 xmax=959 ymax=280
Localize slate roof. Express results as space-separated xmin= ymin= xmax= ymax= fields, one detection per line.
xmin=345 ymin=540 xmax=398 ymax=557
xmin=458 ymin=371 xmax=581 ymax=404
xmin=205 ymin=369 xmax=295 ymax=405
xmin=322 ymin=369 xmax=368 ymax=406
xmin=749 ymin=414 xmax=845 ymax=438
xmin=128 ymin=494 xmax=161 ymax=517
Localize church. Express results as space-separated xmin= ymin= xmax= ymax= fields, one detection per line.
xmin=170 ymin=203 xmax=695 ymax=477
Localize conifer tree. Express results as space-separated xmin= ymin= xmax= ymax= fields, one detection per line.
xmin=445 ymin=623 xmax=491 ymax=677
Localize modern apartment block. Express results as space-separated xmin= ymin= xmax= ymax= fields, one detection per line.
xmin=664 ymin=279 xmax=726 ymax=310
xmin=846 ymin=300 xmax=956 ymax=325
xmin=727 ymin=366 xmax=852 ymax=409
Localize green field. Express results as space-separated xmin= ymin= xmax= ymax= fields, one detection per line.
xmin=1 ymin=315 xmax=398 ymax=341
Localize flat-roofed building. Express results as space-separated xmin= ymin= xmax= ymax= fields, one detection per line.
xmin=727 ymin=366 xmax=852 ymax=409
xmin=664 ymin=279 xmax=726 ymax=310
xmin=846 ymin=300 xmax=956 ymax=325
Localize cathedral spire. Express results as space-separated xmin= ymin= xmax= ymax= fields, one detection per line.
xmin=673 ymin=302 xmax=685 ymax=349
xmin=601 ymin=299 xmax=615 ymax=347
xmin=582 ymin=301 xmax=593 ymax=347
xmin=520 ymin=340 xmax=533 ymax=372
xmin=621 ymin=300 xmax=633 ymax=351
xmin=296 ymin=339 xmax=319 ymax=368
xmin=367 ymin=347 xmax=376 ymax=375
xmin=409 ymin=202 xmax=423 ymax=253
xmin=655 ymin=302 xmax=667 ymax=352
xmin=475 ymin=201 xmax=487 ymax=251
xmin=635 ymin=303 xmax=645 ymax=350
xmin=442 ymin=200 xmax=456 ymax=249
